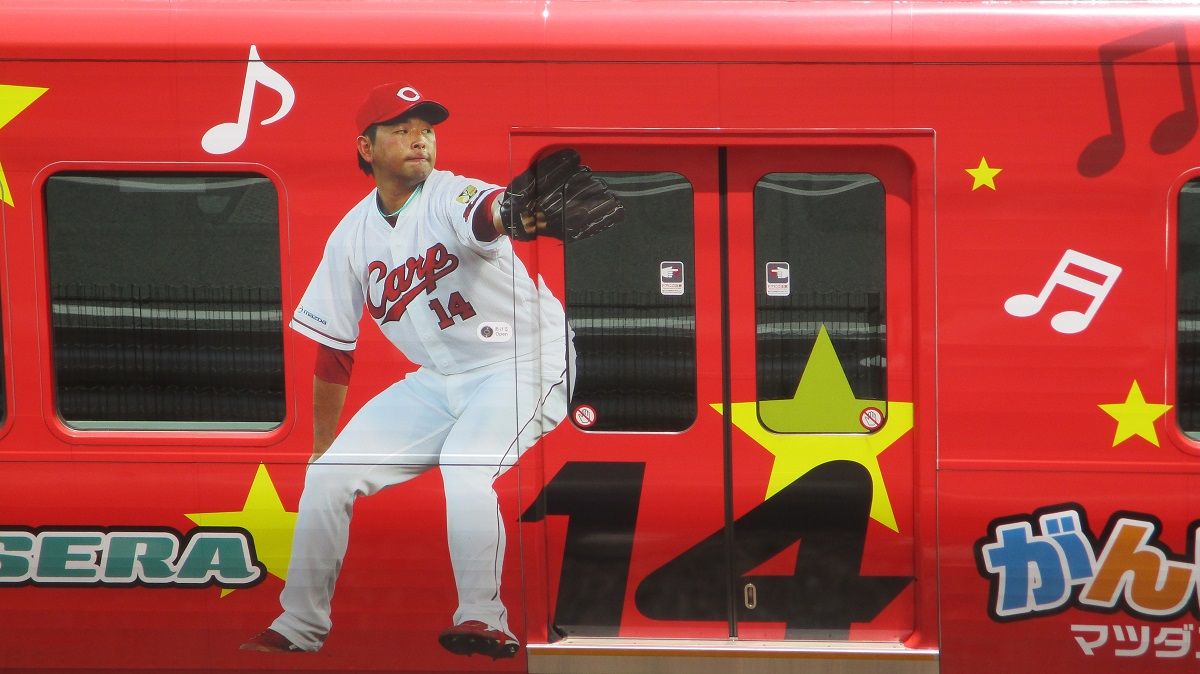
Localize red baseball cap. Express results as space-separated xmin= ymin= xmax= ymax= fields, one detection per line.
xmin=355 ymin=83 xmax=449 ymax=133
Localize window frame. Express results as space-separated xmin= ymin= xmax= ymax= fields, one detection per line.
xmin=563 ymin=169 xmax=700 ymax=433
xmin=33 ymin=162 xmax=295 ymax=447
xmin=0 ymin=176 xmax=14 ymax=442
xmin=1170 ymin=169 xmax=1200 ymax=450
xmin=750 ymin=170 xmax=889 ymax=435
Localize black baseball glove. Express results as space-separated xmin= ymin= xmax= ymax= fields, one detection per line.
xmin=500 ymin=149 xmax=625 ymax=242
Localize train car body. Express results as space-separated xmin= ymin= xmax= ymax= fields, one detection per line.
xmin=0 ymin=1 xmax=1197 ymax=672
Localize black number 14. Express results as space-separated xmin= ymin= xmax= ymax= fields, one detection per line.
xmin=522 ymin=460 xmax=910 ymax=639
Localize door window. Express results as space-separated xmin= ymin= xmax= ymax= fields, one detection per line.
xmin=754 ymin=172 xmax=887 ymax=433
xmin=564 ymin=172 xmax=697 ymax=432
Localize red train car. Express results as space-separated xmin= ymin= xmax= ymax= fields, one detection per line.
xmin=0 ymin=1 xmax=1197 ymax=672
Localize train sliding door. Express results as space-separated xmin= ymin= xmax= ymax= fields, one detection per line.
xmin=723 ymin=146 xmax=917 ymax=641
xmin=520 ymin=137 xmax=923 ymax=647
xmin=522 ymin=144 xmax=730 ymax=640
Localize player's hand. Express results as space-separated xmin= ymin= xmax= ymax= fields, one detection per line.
xmin=515 ymin=210 xmax=549 ymax=238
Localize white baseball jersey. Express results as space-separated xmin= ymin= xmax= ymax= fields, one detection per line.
xmin=291 ymin=169 xmax=567 ymax=373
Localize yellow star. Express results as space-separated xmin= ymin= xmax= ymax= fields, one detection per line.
xmin=966 ymin=157 xmax=1002 ymax=191
xmin=1098 ymin=380 xmax=1172 ymax=447
xmin=186 ymin=464 xmax=297 ymax=597
xmin=0 ymin=84 xmax=49 ymax=206
xmin=712 ymin=327 xmax=913 ymax=531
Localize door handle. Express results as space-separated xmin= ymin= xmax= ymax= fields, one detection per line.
xmin=743 ymin=582 xmax=757 ymax=610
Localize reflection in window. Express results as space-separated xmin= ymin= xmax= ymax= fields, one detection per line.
xmin=754 ymin=173 xmax=886 ymax=433
xmin=1179 ymin=181 xmax=1200 ymax=435
xmin=564 ymin=172 xmax=697 ymax=432
xmin=44 ymin=173 xmax=284 ymax=430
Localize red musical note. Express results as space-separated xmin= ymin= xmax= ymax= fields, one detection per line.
xmin=1078 ymin=23 xmax=1197 ymax=177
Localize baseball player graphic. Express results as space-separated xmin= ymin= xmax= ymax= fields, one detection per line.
xmin=239 ymin=82 xmax=619 ymax=659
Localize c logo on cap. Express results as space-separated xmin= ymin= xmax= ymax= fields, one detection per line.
xmin=396 ymin=86 xmax=421 ymax=102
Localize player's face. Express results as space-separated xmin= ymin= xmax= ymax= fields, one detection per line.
xmin=360 ymin=116 xmax=437 ymax=188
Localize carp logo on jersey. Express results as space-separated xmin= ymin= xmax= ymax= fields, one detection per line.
xmin=365 ymin=242 xmax=460 ymax=324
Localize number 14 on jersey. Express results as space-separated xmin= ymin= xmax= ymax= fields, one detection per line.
xmin=429 ymin=292 xmax=476 ymax=330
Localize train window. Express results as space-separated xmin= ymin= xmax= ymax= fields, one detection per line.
xmin=1179 ymin=180 xmax=1200 ymax=436
xmin=44 ymin=173 xmax=284 ymax=430
xmin=754 ymin=173 xmax=886 ymax=433
xmin=564 ymin=172 xmax=697 ymax=432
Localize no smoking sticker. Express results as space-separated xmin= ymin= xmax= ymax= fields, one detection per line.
xmin=859 ymin=406 xmax=884 ymax=431
xmin=573 ymin=404 xmax=597 ymax=428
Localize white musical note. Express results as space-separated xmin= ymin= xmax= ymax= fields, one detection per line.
xmin=201 ymin=45 xmax=295 ymax=155
xmin=1004 ymin=249 xmax=1122 ymax=334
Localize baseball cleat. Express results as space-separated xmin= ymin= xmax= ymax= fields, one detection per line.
xmin=239 ymin=628 xmax=305 ymax=652
xmin=437 ymin=620 xmax=520 ymax=659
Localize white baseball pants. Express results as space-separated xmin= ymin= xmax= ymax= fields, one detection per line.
xmin=270 ymin=341 xmax=573 ymax=651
